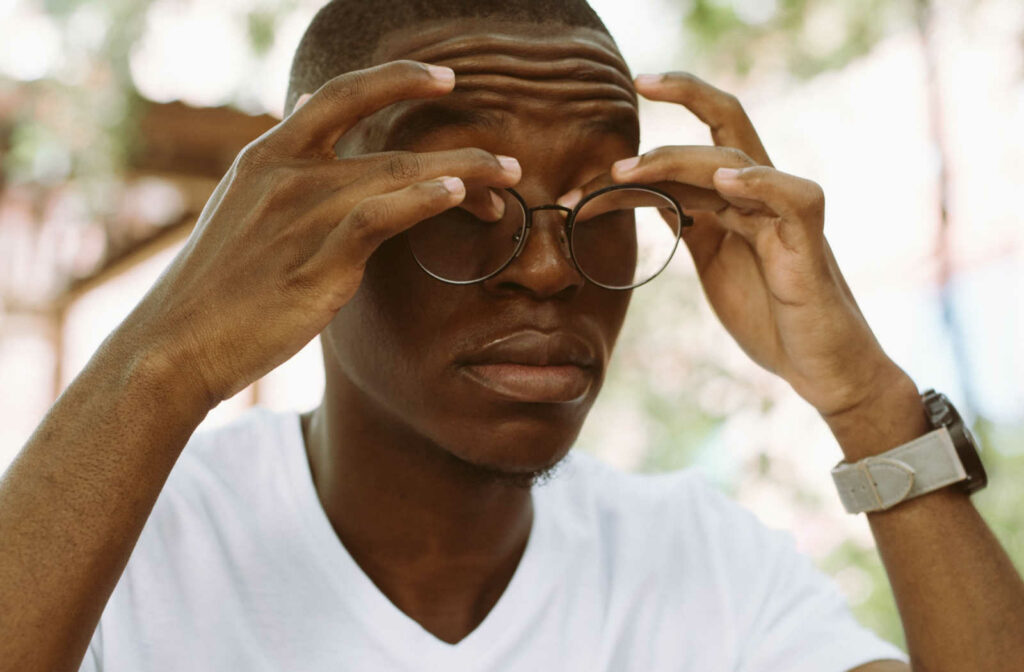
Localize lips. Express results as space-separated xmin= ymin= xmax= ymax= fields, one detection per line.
xmin=457 ymin=330 xmax=598 ymax=403
xmin=460 ymin=330 xmax=597 ymax=368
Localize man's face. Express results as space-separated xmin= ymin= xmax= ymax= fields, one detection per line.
xmin=323 ymin=18 xmax=640 ymax=477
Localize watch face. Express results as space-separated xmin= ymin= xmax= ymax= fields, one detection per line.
xmin=925 ymin=390 xmax=987 ymax=494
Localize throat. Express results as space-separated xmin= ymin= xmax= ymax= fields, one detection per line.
xmin=349 ymin=525 xmax=531 ymax=644
xmin=298 ymin=407 xmax=536 ymax=645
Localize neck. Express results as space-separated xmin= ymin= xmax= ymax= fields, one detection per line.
xmin=300 ymin=369 xmax=534 ymax=643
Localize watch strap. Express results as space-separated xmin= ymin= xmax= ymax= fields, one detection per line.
xmin=831 ymin=426 xmax=967 ymax=513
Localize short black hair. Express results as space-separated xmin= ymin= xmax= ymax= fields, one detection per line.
xmin=286 ymin=0 xmax=612 ymax=113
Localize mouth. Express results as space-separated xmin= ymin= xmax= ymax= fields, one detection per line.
xmin=460 ymin=363 xmax=594 ymax=403
xmin=457 ymin=330 xmax=598 ymax=403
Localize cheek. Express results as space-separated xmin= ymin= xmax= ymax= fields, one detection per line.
xmin=327 ymin=237 xmax=457 ymax=398
xmin=584 ymin=285 xmax=632 ymax=360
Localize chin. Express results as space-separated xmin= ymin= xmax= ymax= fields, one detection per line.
xmin=436 ymin=411 xmax=584 ymax=489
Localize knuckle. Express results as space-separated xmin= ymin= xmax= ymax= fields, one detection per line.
xmin=397 ymin=59 xmax=433 ymax=80
xmin=346 ymin=201 xmax=388 ymax=241
xmin=386 ymin=152 xmax=423 ymax=181
xmin=324 ymin=72 xmax=367 ymax=105
xmin=235 ymin=142 xmax=270 ymax=176
xmin=809 ymin=182 xmax=826 ymax=205
xmin=662 ymin=70 xmax=695 ymax=85
xmin=642 ymin=146 xmax=671 ymax=165
xmin=457 ymin=147 xmax=499 ymax=174
xmin=801 ymin=182 xmax=826 ymax=218
xmin=719 ymin=92 xmax=745 ymax=115
xmin=750 ymin=167 xmax=774 ymax=186
xmin=469 ymin=147 xmax=497 ymax=166
xmin=723 ymin=146 xmax=753 ymax=166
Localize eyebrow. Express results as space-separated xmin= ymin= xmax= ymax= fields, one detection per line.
xmin=384 ymin=103 xmax=639 ymax=151
xmin=384 ymin=105 xmax=508 ymax=150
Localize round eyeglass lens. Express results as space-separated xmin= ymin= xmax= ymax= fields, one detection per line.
xmin=570 ymin=187 xmax=682 ymax=289
xmin=407 ymin=189 xmax=526 ymax=283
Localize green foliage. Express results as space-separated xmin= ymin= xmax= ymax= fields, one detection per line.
xmin=973 ymin=418 xmax=1024 ymax=576
xmin=637 ymin=389 xmax=723 ymax=474
xmin=247 ymin=10 xmax=278 ymax=55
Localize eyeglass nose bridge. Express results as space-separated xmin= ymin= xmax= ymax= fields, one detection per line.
xmin=509 ymin=203 xmax=573 ymax=255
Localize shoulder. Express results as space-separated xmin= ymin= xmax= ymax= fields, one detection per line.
xmin=133 ymin=406 xmax=303 ymax=552
xmin=539 ymin=450 xmax=772 ymax=566
xmin=164 ymin=406 xmax=298 ymax=499
xmin=543 ymin=449 xmax=747 ymax=531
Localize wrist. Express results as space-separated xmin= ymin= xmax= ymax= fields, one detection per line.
xmin=821 ymin=366 xmax=930 ymax=462
xmin=102 ymin=328 xmax=218 ymax=424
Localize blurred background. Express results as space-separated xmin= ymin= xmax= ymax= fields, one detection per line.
xmin=1 ymin=0 xmax=1022 ymax=652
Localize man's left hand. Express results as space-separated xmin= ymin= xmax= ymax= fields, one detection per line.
xmin=560 ymin=71 xmax=906 ymax=419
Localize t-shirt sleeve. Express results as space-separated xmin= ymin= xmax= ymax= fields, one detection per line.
xmin=692 ymin=474 xmax=909 ymax=672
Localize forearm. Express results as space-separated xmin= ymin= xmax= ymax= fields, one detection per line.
xmin=825 ymin=371 xmax=1024 ymax=672
xmin=0 ymin=334 xmax=209 ymax=671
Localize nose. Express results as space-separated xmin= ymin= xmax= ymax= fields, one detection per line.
xmin=482 ymin=207 xmax=585 ymax=299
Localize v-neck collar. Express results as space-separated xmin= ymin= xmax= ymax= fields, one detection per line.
xmin=275 ymin=411 xmax=562 ymax=668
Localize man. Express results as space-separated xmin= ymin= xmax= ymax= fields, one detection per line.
xmin=1 ymin=0 xmax=1022 ymax=670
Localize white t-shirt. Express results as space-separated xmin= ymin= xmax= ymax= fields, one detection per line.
xmin=81 ymin=408 xmax=907 ymax=671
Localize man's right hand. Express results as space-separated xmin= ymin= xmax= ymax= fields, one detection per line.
xmin=122 ymin=60 xmax=521 ymax=409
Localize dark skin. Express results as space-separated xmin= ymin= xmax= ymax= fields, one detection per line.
xmin=299 ymin=19 xmax=638 ymax=643
xmin=296 ymin=19 xmax=1024 ymax=668
xmin=1 ymin=14 xmax=1022 ymax=672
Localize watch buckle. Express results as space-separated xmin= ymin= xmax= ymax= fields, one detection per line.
xmin=858 ymin=457 xmax=916 ymax=510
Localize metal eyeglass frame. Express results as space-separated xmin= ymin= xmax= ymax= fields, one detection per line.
xmin=410 ymin=183 xmax=694 ymax=291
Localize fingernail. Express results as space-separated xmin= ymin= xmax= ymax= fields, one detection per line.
xmin=634 ymin=74 xmax=664 ymax=86
xmin=294 ymin=93 xmax=312 ymax=111
xmin=426 ymin=65 xmax=455 ymax=84
xmin=496 ymin=155 xmax=521 ymax=175
xmin=715 ymin=168 xmax=742 ymax=181
xmin=613 ymin=156 xmax=641 ymax=174
xmin=440 ymin=176 xmax=464 ymax=194
xmin=557 ymin=188 xmax=582 ymax=209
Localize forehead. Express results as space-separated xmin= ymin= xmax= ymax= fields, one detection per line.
xmin=357 ymin=18 xmax=639 ymax=154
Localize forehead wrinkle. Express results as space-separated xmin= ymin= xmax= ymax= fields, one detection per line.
xmin=434 ymin=54 xmax=633 ymax=91
xmin=438 ymin=53 xmax=636 ymax=107
xmin=387 ymin=30 xmax=631 ymax=79
xmin=455 ymin=76 xmax=634 ymax=106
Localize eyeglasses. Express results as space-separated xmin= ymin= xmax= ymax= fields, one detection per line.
xmin=407 ymin=183 xmax=693 ymax=290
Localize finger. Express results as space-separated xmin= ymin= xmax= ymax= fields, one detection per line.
xmin=610 ymin=145 xmax=757 ymax=192
xmin=291 ymin=148 xmax=518 ymax=236
xmin=458 ymin=187 xmax=508 ymax=222
xmin=678 ymin=211 xmax=729 ymax=275
xmin=271 ymin=60 xmax=456 ymax=158
xmin=713 ymin=166 xmax=825 ymax=232
xmin=706 ymin=167 xmax=826 ymax=256
xmin=352 ymin=148 xmax=521 ymax=194
xmin=314 ymin=176 xmax=467 ymax=278
xmin=634 ymin=72 xmax=773 ymax=167
xmin=558 ymin=171 xmax=727 ymax=213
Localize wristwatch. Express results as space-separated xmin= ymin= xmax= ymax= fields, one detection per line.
xmin=831 ymin=389 xmax=987 ymax=514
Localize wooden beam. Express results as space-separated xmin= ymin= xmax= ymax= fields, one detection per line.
xmin=60 ymin=214 xmax=197 ymax=309
xmin=132 ymin=101 xmax=279 ymax=178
